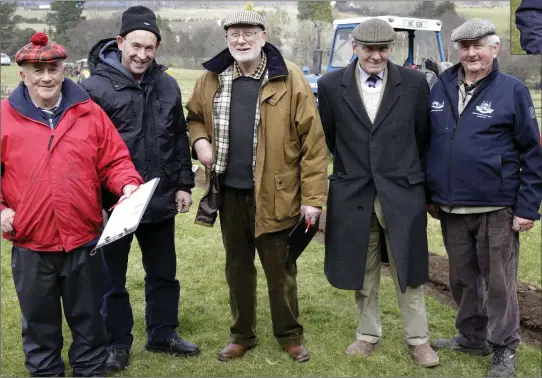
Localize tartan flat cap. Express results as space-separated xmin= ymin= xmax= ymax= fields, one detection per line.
xmin=451 ymin=19 xmax=496 ymax=42
xmin=352 ymin=18 xmax=396 ymax=45
xmin=223 ymin=10 xmax=266 ymax=30
xmin=15 ymin=32 xmax=67 ymax=66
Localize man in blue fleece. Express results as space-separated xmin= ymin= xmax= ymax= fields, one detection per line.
xmin=516 ymin=0 xmax=542 ymax=54
xmin=425 ymin=19 xmax=542 ymax=378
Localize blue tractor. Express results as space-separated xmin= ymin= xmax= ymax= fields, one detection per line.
xmin=304 ymin=15 xmax=451 ymax=104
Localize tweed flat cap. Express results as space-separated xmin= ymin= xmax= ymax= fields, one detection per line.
xmin=352 ymin=18 xmax=396 ymax=45
xmin=451 ymin=19 xmax=496 ymax=42
xmin=223 ymin=10 xmax=266 ymax=30
xmin=16 ymin=32 xmax=68 ymax=66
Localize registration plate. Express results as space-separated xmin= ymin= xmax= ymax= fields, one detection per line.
xmin=402 ymin=19 xmax=428 ymax=29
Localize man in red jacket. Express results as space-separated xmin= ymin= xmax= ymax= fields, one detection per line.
xmin=0 ymin=33 xmax=143 ymax=377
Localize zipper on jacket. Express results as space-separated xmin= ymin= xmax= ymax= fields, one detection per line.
xmin=47 ymin=134 xmax=54 ymax=150
xmin=129 ymin=94 xmax=137 ymax=117
xmin=499 ymin=154 xmax=504 ymax=193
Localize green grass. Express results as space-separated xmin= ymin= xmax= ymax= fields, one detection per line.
xmin=1 ymin=186 xmax=541 ymax=377
xmin=1 ymin=61 xmax=542 ymax=375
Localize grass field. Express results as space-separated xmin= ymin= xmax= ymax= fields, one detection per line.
xmin=1 ymin=187 xmax=541 ymax=377
xmin=1 ymin=50 xmax=541 ymax=377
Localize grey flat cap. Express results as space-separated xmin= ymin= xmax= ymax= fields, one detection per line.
xmin=352 ymin=18 xmax=396 ymax=45
xmin=451 ymin=19 xmax=496 ymax=42
xmin=223 ymin=10 xmax=266 ymax=30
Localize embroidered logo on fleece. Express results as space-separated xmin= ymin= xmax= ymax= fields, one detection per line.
xmin=430 ymin=101 xmax=444 ymax=112
xmin=473 ymin=101 xmax=494 ymax=119
xmin=529 ymin=106 xmax=537 ymax=120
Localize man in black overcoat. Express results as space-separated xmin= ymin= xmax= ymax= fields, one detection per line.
xmin=317 ymin=18 xmax=439 ymax=367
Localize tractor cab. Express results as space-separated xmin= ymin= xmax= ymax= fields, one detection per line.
xmin=305 ymin=15 xmax=450 ymax=101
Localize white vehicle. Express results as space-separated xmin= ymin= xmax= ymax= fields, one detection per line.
xmin=1 ymin=53 xmax=11 ymax=66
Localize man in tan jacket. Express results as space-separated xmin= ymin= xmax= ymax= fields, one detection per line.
xmin=186 ymin=10 xmax=327 ymax=363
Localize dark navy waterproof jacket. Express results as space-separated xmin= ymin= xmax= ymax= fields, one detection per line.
xmin=516 ymin=0 xmax=542 ymax=54
xmin=426 ymin=61 xmax=542 ymax=221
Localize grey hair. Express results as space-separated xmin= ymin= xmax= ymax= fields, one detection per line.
xmin=452 ymin=34 xmax=500 ymax=50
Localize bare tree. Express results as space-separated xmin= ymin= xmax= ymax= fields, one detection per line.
xmin=66 ymin=18 xmax=120 ymax=60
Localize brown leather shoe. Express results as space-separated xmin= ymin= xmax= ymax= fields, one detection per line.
xmin=218 ymin=343 xmax=250 ymax=362
xmin=345 ymin=340 xmax=379 ymax=357
xmin=408 ymin=343 xmax=440 ymax=367
xmin=284 ymin=344 xmax=310 ymax=363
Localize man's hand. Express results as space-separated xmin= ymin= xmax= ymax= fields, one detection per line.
xmin=512 ymin=216 xmax=534 ymax=232
xmin=301 ymin=205 xmax=322 ymax=225
xmin=101 ymin=209 xmax=109 ymax=231
xmin=1 ymin=208 xmax=15 ymax=234
xmin=193 ymin=139 xmax=213 ymax=169
xmin=175 ymin=190 xmax=192 ymax=213
xmin=117 ymin=184 xmax=139 ymax=203
xmin=427 ymin=203 xmax=440 ymax=220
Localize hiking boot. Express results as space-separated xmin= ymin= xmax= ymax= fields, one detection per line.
xmin=345 ymin=340 xmax=380 ymax=357
xmin=487 ymin=347 xmax=516 ymax=377
xmin=408 ymin=343 xmax=440 ymax=367
xmin=431 ymin=336 xmax=491 ymax=356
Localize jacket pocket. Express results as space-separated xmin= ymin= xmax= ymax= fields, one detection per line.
xmin=407 ymin=171 xmax=426 ymax=185
xmin=274 ymin=168 xmax=300 ymax=221
xmin=152 ymin=98 xmax=176 ymax=136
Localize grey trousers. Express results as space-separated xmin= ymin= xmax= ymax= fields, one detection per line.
xmin=355 ymin=199 xmax=430 ymax=346
xmin=11 ymin=245 xmax=108 ymax=377
xmin=439 ymin=207 xmax=521 ymax=350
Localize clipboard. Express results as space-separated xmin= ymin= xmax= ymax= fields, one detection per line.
xmin=287 ymin=215 xmax=319 ymax=265
xmin=93 ymin=178 xmax=160 ymax=252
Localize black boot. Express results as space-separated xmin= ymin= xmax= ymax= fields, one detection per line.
xmin=106 ymin=348 xmax=130 ymax=372
xmin=145 ymin=334 xmax=201 ymax=357
xmin=487 ymin=347 xmax=516 ymax=377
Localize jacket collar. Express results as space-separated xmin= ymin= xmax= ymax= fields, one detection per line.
xmin=441 ymin=58 xmax=500 ymax=89
xmin=202 ymin=42 xmax=288 ymax=80
xmin=8 ymin=78 xmax=89 ymax=124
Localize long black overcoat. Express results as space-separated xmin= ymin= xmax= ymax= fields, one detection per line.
xmin=317 ymin=59 xmax=430 ymax=293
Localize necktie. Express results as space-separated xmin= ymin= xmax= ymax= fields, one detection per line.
xmin=366 ymin=75 xmax=380 ymax=88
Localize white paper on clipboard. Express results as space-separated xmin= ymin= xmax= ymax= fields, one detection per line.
xmin=94 ymin=178 xmax=160 ymax=251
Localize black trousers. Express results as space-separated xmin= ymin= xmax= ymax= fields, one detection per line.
xmin=440 ymin=207 xmax=521 ymax=350
xmin=11 ymin=245 xmax=108 ymax=377
xmin=101 ymin=217 xmax=180 ymax=350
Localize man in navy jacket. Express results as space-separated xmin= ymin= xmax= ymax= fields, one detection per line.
xmin=425 ymin=19 xmax=542 ymax=378
xmin=516 ymin=0 xmax=542 ymax=54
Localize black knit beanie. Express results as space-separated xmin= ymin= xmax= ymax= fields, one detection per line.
xmin=119 ymin=6 xmax=161 ymax=42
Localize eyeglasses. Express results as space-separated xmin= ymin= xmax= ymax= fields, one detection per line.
xmin=226 ymin=30 xmax=261 ymax=41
